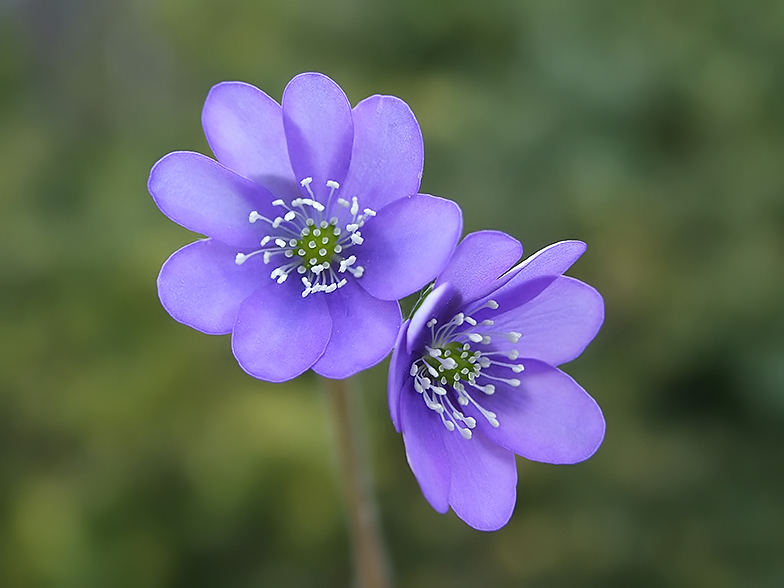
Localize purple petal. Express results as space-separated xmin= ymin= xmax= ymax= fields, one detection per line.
xmin=341 ymin=95 xmax=424 ymax=212
xmin=202 ymin=81 xmax=300 ymax=201
xmin=357 ymin=194 xmax=463 ymax=301
xmin=388 ymin=320 xmax=412 ymax=432
xmin=149 ymin=151 xmax=275 ymax=248
xmin=505 ymin=240 xmax=587 ymax=284
xmin=476 ymin=360 xmax=605 ymax=465
xmin=282 ymin=73 xmax=353 ymax=188
xmin=435 ymin=230 xmax=522 ymax=307
xmin=232 ymin=278 xmax=331 ymax=382
xmin=442 ymin=427 xmax=517 ymax=531
xmin=312 ymin=280 xmax=402 ymax=379
xmin=490 ymin=276 xmax=604 ymax=366
xmin=406 ymin=282 xmax=453 ymax=356
xmin=400 ymin=385 xmax=451 ymax=514
xmin=157 ymin=239 xmax=270 ymax=335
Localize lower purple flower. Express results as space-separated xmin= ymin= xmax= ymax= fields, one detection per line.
xmin=388 ymin=231 xmax=605 ymax=530
xmin=149 ymin=73 xmax=462 ymax=382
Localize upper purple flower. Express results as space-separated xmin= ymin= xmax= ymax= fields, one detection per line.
xmin=149 ymin=73 xmax=462 ymax=382
xmin=388 ymin=231 xmax=605 ymax=531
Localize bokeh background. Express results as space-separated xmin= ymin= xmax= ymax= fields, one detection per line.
xmin=2 ymin=0 xmax=783 ymax=586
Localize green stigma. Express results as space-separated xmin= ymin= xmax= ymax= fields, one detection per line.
xmin=424 ymin=341 xmax=479 ymax=384
xmin=295 ymin=221 xmax=342 ymax=270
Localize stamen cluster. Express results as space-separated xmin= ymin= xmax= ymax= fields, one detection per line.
xmin=235 ymin=177 xmax=375 ymax=297
xmin=410 ymin=300 xmax=524 ymax=439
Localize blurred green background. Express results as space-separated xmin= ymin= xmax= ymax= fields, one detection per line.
xmin=1 ymin=0 xmax=783 ymax=586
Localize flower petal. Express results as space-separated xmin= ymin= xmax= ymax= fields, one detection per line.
xmin=157 ymin=239 xmax=270 ymax=335
xmin=149 ymin=151 xmax=275 ymax=248
xmin=400 ymin=385 xmax=451 ymax=514
xmin=505 ymin=240 xmax=587 ymax=284
xmin=282 ymin=73 xmax=353 ymax=188
xmin=406 ymin=282 xmax=453 ymax=355
xmin=357 ymin=194 xmax=463 ymax=301
xmin=232 ymin=278 xmax=331 ymax=382
xmin=341 ymin=95 xmax=424 ymax=212
xmin=202 ymin=81 xmax=300 ymax=201
xmin=312 ymin=280 xmax=402 ymax=379
xmin=489 ymin=276 xmax=604 ymax=366
xmin=388 ymin=320 xmax=412 ymax=432
xmin=435 ymin=230 xmax=522 ymax=307
xmin=443 ymin=427 xmax=517 ymax=531
xmin=476 ymin=360 xmax=605 ymax=465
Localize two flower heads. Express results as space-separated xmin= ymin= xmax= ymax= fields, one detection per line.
xmin=149 ymin=72 xmax=605 ymax=531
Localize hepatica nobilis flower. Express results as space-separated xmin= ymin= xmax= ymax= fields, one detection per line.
xmin=388 ymin=231 xmax=605 ymax=530
xmin=149 ymin=73 xmax=462 ymax=382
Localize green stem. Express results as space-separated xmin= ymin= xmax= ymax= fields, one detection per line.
xmin=324 ymin=376 xmax=390 ymax=588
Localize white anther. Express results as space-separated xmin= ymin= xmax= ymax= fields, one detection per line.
xmin=235 ymin=253 xmax=247 ymax=265
xmin=459 ymin=428 xmax=472 ymax=440
xmin=260 ymin=236 xmax=271 ymax=246
xmin=249 ymin=211 xmax=263 ymax=223
xmin=326 ymin=180 xmax=340 ymax=189
xmin=300 ymin=177 xmax=313 ymax=187
xmin=350 ymin=197 xmax=359 ymax=216
xmin=339 ymin=255 xmax=356 ymax=272
xmin=263 ymin=252 xmax=272 ymax=264
xmin=464 ymin=316 xmax=477 ymax=326
xmin=284 ymin=211 xmax=296 ymax=222
xmin=351 ymin=233 xmax=364 ymax=245
xmin=272 ymin=217 xmax=283 ymax=228
xmin=363 ymin=208 xmax=376 ymax=216
xmin=271 ymin=199 xmax=285 ymax=207
xmin=337 ymin=198 xmax=350 ymax=207
xmin=467 ymin=333 xmax=484 ymax=343
xmin=346 ymin=223 xmax=359 ymax=232
xmin=275 ymin=238 xmax=287 ymax=248
xmin=426 ymin=318 xmax=437 ymax=328
xmin=506 ymin=332 xmax=522 ymax=343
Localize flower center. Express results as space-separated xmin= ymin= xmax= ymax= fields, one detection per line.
xmin=234 ymin=178 xmax=375 ymax=297
xmin=409 ymin=300 xmax=525 ymax=439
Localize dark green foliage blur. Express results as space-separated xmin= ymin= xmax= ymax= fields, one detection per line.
xmin=2 ymin=0 xmax=783 ymax=586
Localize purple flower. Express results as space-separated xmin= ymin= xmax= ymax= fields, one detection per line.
xmin=388 ymin=231 xmax=605 ymax=530
xmin=149 ymin=73 xmax=462 ymax=382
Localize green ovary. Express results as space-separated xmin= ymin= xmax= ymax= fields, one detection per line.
xmin=424 ymin=341 xmax=478 ymax=384
xmin=295 ymin=222 xmax=341 ymax=269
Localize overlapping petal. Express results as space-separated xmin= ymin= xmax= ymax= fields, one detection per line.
xmin=435 ymin=230 xmax=522 ymax=308
xmin=357 ymin=194 xmax=462 ymax=301
xmin=406 ymin=282 xmax=453 ymax=356
xmin=489 ymin=276 xmax=605 ymax=366
xmin=388 ymin=320 xmax=412 ymax=432
xmin=476 ymin=360 xmax=606 ymax=464
xmin=157 ymin=239 xmax=269 ymax=335
xmin=341 ymin=95 xmax=424 ymax=212
xmin=202 ymin=81 xmax=300 ymax=201
xmin=149 ymin=151 xmax=275 ymax=248
xmin=232 ymin=278 xmax=331 ymax=382
xmin=443 ymin=427 xmax=517 ymax=531
xmin=282 ymin=73 xmax=353 ymax=188
xmin=400 ymin=387 xmax=451 ymax=514
xmin=312 ymin=280 xmax=402 ymax=379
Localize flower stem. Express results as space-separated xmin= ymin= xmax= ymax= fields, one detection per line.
xmin=324 ymin=376 xmax=390 ymax=588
